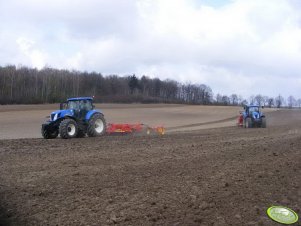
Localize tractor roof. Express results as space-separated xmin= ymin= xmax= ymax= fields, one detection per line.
xmin=67 ymin=97 xmax=93 ymax=101
xmin=247 ymin=105 xmax=260 ymax=107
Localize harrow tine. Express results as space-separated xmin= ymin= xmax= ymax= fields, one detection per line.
xmin=106 ymin=123 xmax=165 ymax=135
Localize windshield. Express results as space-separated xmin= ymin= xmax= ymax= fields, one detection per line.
xmin=67 ymin=100 xmax=93 ymax=111
xmin=249 ymin=106 xmax=259 ymax=112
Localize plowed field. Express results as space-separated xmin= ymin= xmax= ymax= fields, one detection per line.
xmin=0 ymin=105 xmax=300 ymax=226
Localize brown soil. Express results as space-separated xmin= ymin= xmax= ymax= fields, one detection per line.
xmin=0 ymin=108 xmax=300 ymax=226
xmin=0 ymin=104 xmax=244 ymax=139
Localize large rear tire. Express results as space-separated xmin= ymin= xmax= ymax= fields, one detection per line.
xmin=87 ymin=114 xmax=106 ymax=137
xmin=76 ymin=128 xmax=86 ymax=138
xmin=59 ymin=118 xmax=78 ymax=139
xmin=246 ymin=118 xmax=252 ymax=128
xmin=41 ymin=127 xmax=58 ymax=139
xmin=261 ymin=117 xmax=267 ymax=128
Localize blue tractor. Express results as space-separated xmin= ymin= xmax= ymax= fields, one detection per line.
xmin=242 ymin=105 xmax=266 ymax=128
xmin=41 ymin=97 xmax=106 ymax=139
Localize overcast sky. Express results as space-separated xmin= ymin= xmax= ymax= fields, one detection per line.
xmin=0 ymin=0 xmax=301 ymax=98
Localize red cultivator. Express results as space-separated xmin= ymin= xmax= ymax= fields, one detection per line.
xmin=237 ymin=114 xmax=243 ymax=127
xmin=106 ymin=123 xmax=165 ymax=135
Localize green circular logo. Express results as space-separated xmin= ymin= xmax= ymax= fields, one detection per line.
xmin=267 ymin=206 xmax=299 ymax=225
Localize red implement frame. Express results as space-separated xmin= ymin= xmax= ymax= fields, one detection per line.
xmin=106 ymin=123 xmax=143 ymax=134
xmin=106 ymin=123 xmax=165 ymax=135
xmin=237 ymin=113 xmax=243 ymax=127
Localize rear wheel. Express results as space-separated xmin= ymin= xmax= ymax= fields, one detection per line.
xmin=261 ymin=117 xmax=267 ymax=128
xmin=87 ymin=114 xmax=106 ymax=137
xmin=246 ymin=118 xmax=252 ymax=128
xmin=76 ymin=128 xmax=86 ymax=138
xmin=41 ymin=127 xmax=58 ymax=139
xmin=243 ymin=118 xmax=246 ymax=128
xmin=146 ymin=127 xmax=152 ymax=135
xmin=59 ymin=118 xmax=78 ymax=139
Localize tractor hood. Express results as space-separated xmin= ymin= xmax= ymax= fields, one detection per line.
xmin=252 ymin=111 xmax=261 ymax=119
xmin=50 ymin=109 xmax=74 ymax=121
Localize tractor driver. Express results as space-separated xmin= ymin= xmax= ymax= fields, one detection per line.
xmin=77 ymin=100 xmax=92 ymax=118
xmin=68 ymin=101 xmax=79 ymax=110
xmin=79 ymin=100 xmax=92 ymax=111
xmin=249 ymin=106 xmax=259 ymax=113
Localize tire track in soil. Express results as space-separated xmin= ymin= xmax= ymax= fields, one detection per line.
xmin=166 ymin=116 xmax=237 ymax=130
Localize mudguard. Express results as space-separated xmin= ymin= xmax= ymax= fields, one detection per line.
xmin=85 ymin=110 xmax=103 ymax=121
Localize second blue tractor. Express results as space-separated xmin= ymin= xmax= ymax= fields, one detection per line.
xmin=241 ymin=105 xmax=266 ymax=128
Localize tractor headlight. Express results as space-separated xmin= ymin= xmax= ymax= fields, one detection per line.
xmin=53 ymin=113 xmax=58 ymax=121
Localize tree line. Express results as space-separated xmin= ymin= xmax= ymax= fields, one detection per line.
xmin=0 ymin=65 xmax=300 ymax=108
xmin=0 ymin=65 xmax=213 ymax=104
xmin=214 ymin=93 xmax=301 ymax=108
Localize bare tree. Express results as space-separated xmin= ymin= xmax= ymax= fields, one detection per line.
xmin=287 ymin=95 xmax=296 ymax=109
xmin=230 ymin=94 xmax=238 ymax=105
xmin=275 ymin=95 xmax=284 ymax=108
xmin=222 ymin=95 xmax=230 ymax=105
xmin=216 ymin=94 xmax=223 ymax=104
xmin=297 ymin=99 xmax=301 ymax=108
xmin=262 ymin=96 xmax=269 ymax=106
xmin=254 ymin=94 xmax=264 ymax=106
xmin=2 ymin=65 xmax=301 ymax=107
xmin=249 ymin=95 xmax=255 ymax=105
xmin=238 ymin=95 xmax=243 ymax=105
xmin=128 ymin=74 xmax=139 ymax=94
xmin=241 ymin=99 xmax=248 ymax=106
xmin=267 ymin=98 xmax=274 ymax=108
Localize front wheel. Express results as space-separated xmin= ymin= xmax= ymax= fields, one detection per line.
xmin=59 ymin=118 xmax=78 ymax=139
xmin=87 ymin=114 xmax=106 ymax=137
xmin=246 ymin=118 xmax=252 ymax=128
xmin=243 ymin=118 xmax=246 ymax=128
xmin=261 ymin=117 xmax=267 ymax=128
xmin=41 ymin=127 xmax=58 ymax=139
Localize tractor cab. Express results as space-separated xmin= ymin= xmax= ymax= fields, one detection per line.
xmin=61 ymin=97 xmax=94 ymax=119
xmin=245 ymin=105 xmax=260 ymax=115
xmin=241 ymin=105 xmax=266 ymax=128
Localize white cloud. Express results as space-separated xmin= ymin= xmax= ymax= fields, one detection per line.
xmin=15 ymin=37 xmax=47 ymax=69
xmin=0 ymin=0 xmax=301 ymax=98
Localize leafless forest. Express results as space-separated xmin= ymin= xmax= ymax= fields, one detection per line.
xmin=0 ymin=65 xmax=300 ymax=107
